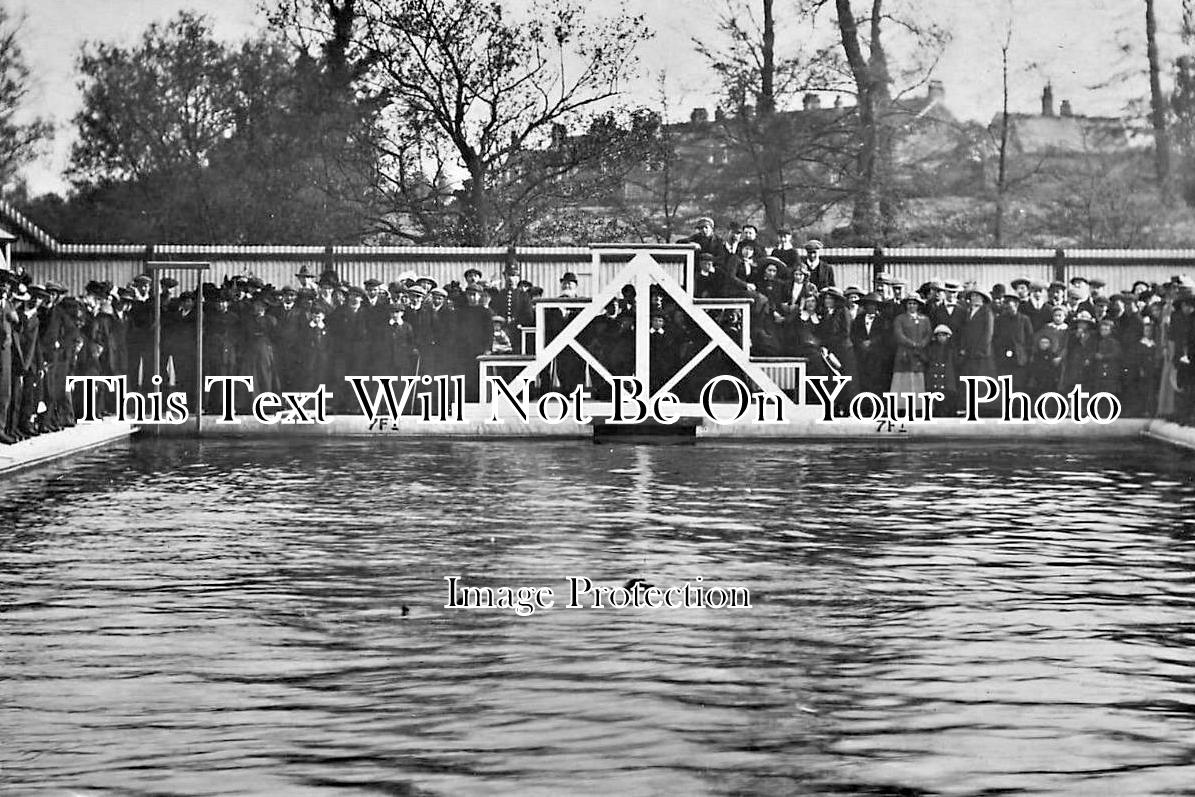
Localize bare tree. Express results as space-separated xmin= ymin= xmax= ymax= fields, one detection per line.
xmin=694 ymin=0 xmax=849 ymax=233
xmin=993 ymin=15 xmax=1013 ymax=245
xmin=0 ymin=7 xmax=52 ymax=192
xmin=330 ymin=0 xmax=652 ymax=245
xmin=815 ymin=0 xmax=948 ymax=243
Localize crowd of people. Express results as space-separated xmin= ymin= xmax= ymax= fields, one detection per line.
xmin=2 ymin=216 xmax=1195 ymax=443
xmin=676 ymin=218 xmax=1195 ymax=419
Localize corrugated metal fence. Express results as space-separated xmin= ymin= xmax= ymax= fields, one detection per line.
xmin=14 ymin=244 xmax=1195 ymax=297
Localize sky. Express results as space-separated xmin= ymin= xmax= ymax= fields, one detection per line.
xmin=8 ymin=0 xmax=1185 ymax=196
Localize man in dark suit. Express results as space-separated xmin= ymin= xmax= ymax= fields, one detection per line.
xmin=271 ymin=286 xmax=308 ymax=388
xmin=545 ymin=272 xmax=585 ymax=394
xmin=1023 ymin=281 xmax=1053 ymax=331
xmin=929 ymin=281 xmax=966 ymax=334
xmin=693 ymin=253 xmax=728 ymax=298
xmin=993 ymin=294 xmax=1035 ymax=390
xmin=850 ymin=293 xmax=893 ymax=394
xmin=490 ymin=266 xmax=533 ymax=354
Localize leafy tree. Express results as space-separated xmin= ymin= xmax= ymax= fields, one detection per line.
xmin=66 ymin=11 xmax=374 ymax=243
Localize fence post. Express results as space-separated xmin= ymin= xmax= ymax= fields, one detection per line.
xmin=323 ymin=244 xmax=335 ymax=279
xmin=872 ymin=246 xmax=885 ymax=292
xmin=1053 ymin=248 xmax=1066 ymax=284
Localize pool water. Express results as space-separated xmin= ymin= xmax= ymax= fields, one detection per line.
xmin=3 ymin=439 xmax=1195 ymax=795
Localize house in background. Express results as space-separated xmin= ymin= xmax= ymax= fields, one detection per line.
xmin=606 ymin=80 xmax=975 ymax=238
xmin=986 ymin=84 xmax=1148 ymax=177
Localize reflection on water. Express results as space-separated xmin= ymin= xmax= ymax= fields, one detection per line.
xmin=3 ymin=439 xmax=1195 ymax=795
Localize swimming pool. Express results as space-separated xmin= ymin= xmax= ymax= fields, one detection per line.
xmin=3 ymin=439 xmax=1194 ymax=794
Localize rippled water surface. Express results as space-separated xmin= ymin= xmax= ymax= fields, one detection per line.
xmin=4 ymin=438 xmax=1195 ymax=795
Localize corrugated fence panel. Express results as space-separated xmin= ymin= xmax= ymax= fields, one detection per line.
xmin=17 ymin=246 xmax=1195 ymax=299
xmin=891 ymin=263 xmax=1054 ymax=292
xmin=833 ymin=263 xmax=872 ymax=292
xmin=1064 ymin=263 xmax=1190 ymax=293
xmin=23 ymin=260 xmax=140 ymax=295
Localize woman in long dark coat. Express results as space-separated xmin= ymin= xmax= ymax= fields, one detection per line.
xmin=239 ymin=298 xmax=280 ymax=399
xmin=302 ymin=305 xmax=333 ymax=392
xmin=816 ymin=288 xmax=856 ymax=411
xmin=1058 ymin=312 xmax=1098 ymax=395
xmin=386 ymin=305 xmax=420 ymax=377
xmin=956 ymin=288 xmax=996 ymax=380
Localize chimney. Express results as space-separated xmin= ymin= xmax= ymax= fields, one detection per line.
xmin=1060 ymin=99 xmax=1073 ymax=117
xmin=714 ymin=106 xmax=726 ymax=122
xmin=803 ymin=93 xmax=821 ymax=111
xmin=1042 ymin=83 xmax=1054 ymax=117
xmin=550 ymin=123 xmax=566 ymax=147
xmin=927 ymin=80 xmax=945 ymax=102
xmin=690 ymin=107 xmax=708 ymax=125
xmin=834 ymin=95 xmax=843 ymax=109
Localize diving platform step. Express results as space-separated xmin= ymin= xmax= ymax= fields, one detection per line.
xmin=592 ymin=417 xmax=700 ymax=444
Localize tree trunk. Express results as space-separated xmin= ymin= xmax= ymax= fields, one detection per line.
xmin=995 ymin=26 xmax=1012 ymax=246
xmin=464 ymin=158 xmax=490 ymax=246
xmin=761 ymin=0 xmax=775 ymax=115
xmin=757 ymin=0 xmax=785 ymax=233
xmin=835 ymin=0 xmax=891 ymax=244
xmin=1146 ymin=0 xmax=1172 ymax=201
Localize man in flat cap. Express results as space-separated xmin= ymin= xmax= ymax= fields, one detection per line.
xmin=677 ymin=216 xmax=731 ymax=266
xmin=802 ymin=240 xmax=835 ymax=291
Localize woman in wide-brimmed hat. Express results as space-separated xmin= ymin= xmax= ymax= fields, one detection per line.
xmin=816 ymin=287 xmax=856 ymax=408
xmin=957 ymin=285 xmax=996 ymax=380
xmin=890 ymin=294 xmax=931 ymax=400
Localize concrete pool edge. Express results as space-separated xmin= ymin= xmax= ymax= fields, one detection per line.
xmin=3 ymin=416 xmax=1186 ymax=478
xmin=143 ymin=411 xmax=1154 ymax=441
xmin=0 ymin=419 xmax=138 ymax=477
xmin=1144 ymin=419 xmax=1195 ymax=452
